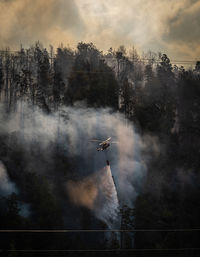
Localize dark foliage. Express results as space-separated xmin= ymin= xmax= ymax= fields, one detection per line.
xmin=0 ymin=42 xmax=200 ymax=256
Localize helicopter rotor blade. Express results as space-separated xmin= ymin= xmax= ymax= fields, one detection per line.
xmin=89 ymin=139 xmax=102 ymax=142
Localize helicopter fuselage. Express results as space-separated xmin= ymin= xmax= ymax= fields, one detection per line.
xmin=97 ymin=142 xmax=110 ymax=151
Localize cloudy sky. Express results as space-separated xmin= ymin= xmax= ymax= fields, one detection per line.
xmin=0 ymin=0 xmax=199 ymax=60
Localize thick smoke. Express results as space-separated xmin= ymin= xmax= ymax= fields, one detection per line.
xmin=0 ymin=102 xmax=147 ymax=227
xmin=67 ymin=176 xmax=98 ymax=210
xmin=0 ymin=0 xmax=199 ymax=59
xmin=0 ymin=160 xmax=31 ymax=218
xmin=0 ymin=0 xmax=84 ymax=48
xmin=0 ymin=161 xmax=17 ymax=196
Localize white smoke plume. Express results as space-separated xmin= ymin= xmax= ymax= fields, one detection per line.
xmin=0 ymin=160 xmax=32 ymax=218
xmin=0 ymin=102 xmax=148 ymax=227
xmin=0 ymin=161 xmax=18 ymax=196
xmin=19 ymin=202 xmax=31 ymax=218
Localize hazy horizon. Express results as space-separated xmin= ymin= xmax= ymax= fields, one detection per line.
xmin=0 ymin=0 xmax=199 ymax=63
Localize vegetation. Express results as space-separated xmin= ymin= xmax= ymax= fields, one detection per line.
xmin=0 ymin=41 xmax=200 ymax=255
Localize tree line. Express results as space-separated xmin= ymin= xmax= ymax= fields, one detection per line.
xmin=0 ymin=41 xmax=200 ymax=255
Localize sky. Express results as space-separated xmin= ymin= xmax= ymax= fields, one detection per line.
xmin=0 ymin=0 xmax=199 ymax=61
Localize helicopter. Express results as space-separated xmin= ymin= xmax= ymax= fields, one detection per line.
xmin=90 ymin=137 xmax=118 ymax=151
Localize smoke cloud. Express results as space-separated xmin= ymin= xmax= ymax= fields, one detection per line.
xmin=0 ymin=0 xmax=199 ymax=59
xmin=0 ymin=160 xmax=31 ymax=218
xmin=0 ymin=161 xmax=18 ymax=196
xmin=67 ymin=177 xmax=98 ymax=210
xmin=0 ymin=102 xmax=148 ymax=227
xmin=0 ymin=0 xmax=85 ymax=49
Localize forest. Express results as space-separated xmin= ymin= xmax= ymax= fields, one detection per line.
xmin=0 ymin=41 xmax=200 ymax=256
